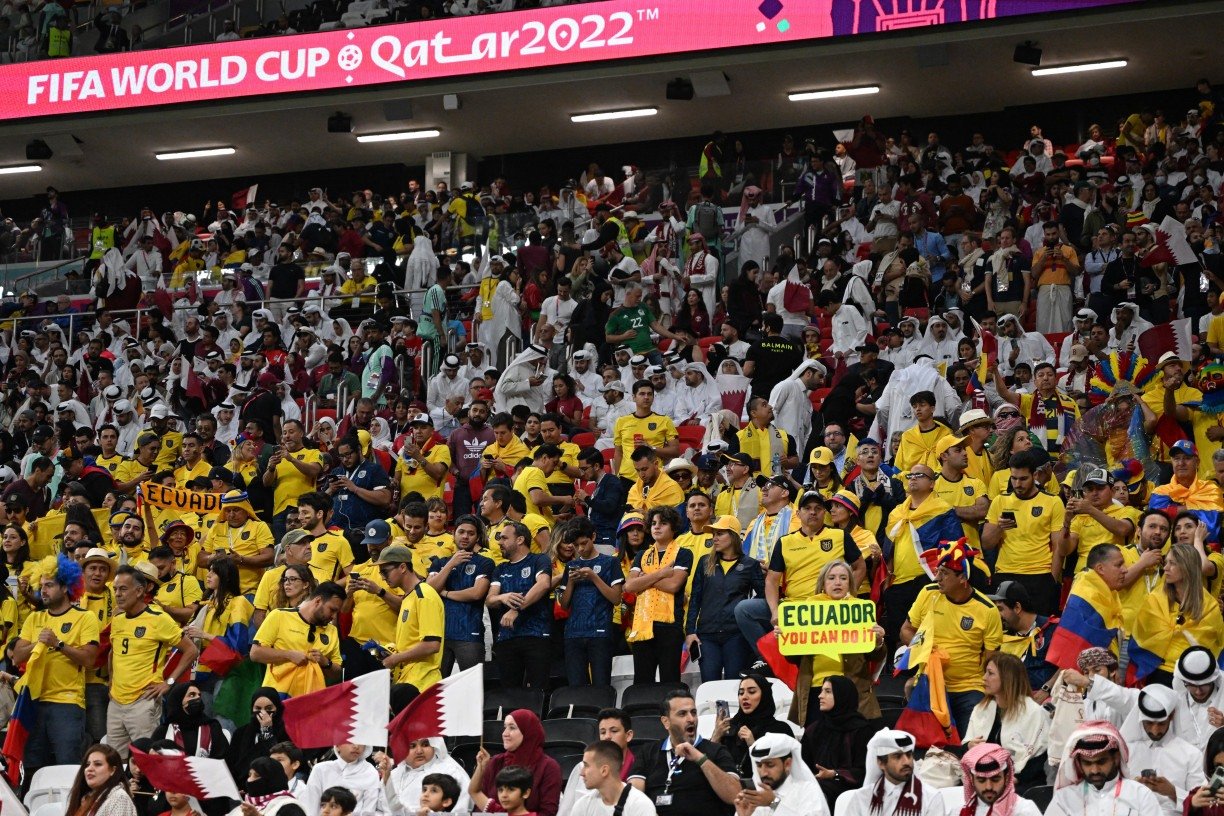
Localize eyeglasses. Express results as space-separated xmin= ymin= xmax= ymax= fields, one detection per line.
xmin=378 ymin=564 xmax=402 ymax=578
xmin=281 ymin=576 xmax=302 ymax=584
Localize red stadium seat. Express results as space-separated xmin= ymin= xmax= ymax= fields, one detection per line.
xmin=1045 ymin=332 xmax=1070 ymax=365
xmin=602 ymin=448 xmax=615 ymax=465
xmin=314 ymin=408 xmax=337 ymax=423
xmin=698 ymin=337 xmax=720 ymax=354
xmin=658 ymin=338 xmax=672 ymax=352
xmin=571 ymin=432 xmax=596 ymax=447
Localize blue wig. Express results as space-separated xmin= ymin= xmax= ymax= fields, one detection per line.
xmin=55 ymin=553 xmax=85 ymax=602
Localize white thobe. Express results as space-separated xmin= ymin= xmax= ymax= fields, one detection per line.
xmin=1045 ymin=778 xmax=1161 ymax=816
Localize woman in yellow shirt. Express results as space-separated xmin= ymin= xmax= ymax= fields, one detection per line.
xmin=230 ymin=436 xmax=260 ymax=486
xmin=2 ymin=524 xmax=34 ymax=625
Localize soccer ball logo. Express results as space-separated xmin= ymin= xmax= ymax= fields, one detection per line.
xmin=337 ymin=44 xmax=363 ymax=71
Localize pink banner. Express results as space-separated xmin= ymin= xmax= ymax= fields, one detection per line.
xmin=0 ymin=0 xmax=1139 ymax=121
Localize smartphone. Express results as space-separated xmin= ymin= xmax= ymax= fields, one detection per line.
xmin=688 ymin=641 xmax=701 ymax=664
xmin=716 ymin=700 xmax=730 ymax=721
xmin=1211 ymin=767 xmax=1224 ymax=794
xmin=740 ymin=778 xmax=756 ymax=791
xmin=1000 ymin=511 xmax=1016 ymax=524
xmin=1141 ymin=769 xmax=1156 ymax=779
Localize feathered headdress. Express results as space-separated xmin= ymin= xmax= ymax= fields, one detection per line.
xmin=1087 ymin=352 xmax=1157 ymax=406
xmin=1187 ymin=362 xmax=1224 ymax=415
xmin=920 ymin=537 xmax=979 ymax=577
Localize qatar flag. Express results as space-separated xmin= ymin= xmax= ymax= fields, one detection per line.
xmin=389 ymin=665 xmax=484 ymax=762
xmin=283 ymin=668 xmax=390 ymax=749
xmin=1139 ymin=216 xmax=1200 ymax=268
xmin=232 ymin=183 xmax=259 ymax=211
xmin=129 ymin=747 xmax=241 ymax=801
xmin=1139 ymin=318 xmax=1194 ymax=362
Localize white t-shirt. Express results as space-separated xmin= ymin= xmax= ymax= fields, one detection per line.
xmin=541 ymin=295 xmax=577 ymax=332
xmin=570 ymin=786 xmax=658 ymax=816
xmin=869 ymin=201 xmax=901 ymax=238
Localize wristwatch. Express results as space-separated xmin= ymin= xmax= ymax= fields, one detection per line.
xmin=166 ymin=677 xmax=176 ymax=685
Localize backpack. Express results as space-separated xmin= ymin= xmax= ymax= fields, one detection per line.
xmin=694 ymin=200 xmax=721 ymax=240
xmin=462 ymin=193 xmax=485 ymax=222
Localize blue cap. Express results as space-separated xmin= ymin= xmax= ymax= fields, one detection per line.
xmin=1171 ymin=440 xmax=1199 ymax=458
xmin=361 ymin=519 xmax=392 ymax=546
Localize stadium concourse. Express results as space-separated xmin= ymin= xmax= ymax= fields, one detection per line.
xmin=3 ymin=14 xmax=1224 ymax=816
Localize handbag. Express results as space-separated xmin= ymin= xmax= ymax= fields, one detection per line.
xmin=915 ymin=746 xmax=962 ymax=789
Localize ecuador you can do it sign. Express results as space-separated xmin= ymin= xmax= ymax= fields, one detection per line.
xmin=776 ymin=598 xmax=877 ymax=657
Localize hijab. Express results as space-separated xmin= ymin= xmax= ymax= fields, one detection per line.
xmin=245 ymin=756 xmax=292 ymax=805
xmin=157 ymin=681 xmax=228 ymax=758
xmin=502 ymin=709 xmax=545 ymax=767
xmin=226 ymin=687 xmax=288 ymax=783
xmin=727 ymin=674 xmax=785 ymax=738
xmin=806 ymin=676 xmax=868 ymax=734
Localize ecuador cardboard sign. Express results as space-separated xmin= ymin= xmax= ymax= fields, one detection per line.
xmin=777 ymin=599 xmax=877 ymax=657
xmin=142 ymin=484 xmax=223 ymax=514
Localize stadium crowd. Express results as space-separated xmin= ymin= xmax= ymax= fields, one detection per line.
xmin=0 ymin=79 xmax=1223 ymax=816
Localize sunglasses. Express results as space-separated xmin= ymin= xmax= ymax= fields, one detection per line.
xmin=997 ymin=411 xmax=1020 ymax=419
xmin=905 ymin=473 xmax=933 ymax=480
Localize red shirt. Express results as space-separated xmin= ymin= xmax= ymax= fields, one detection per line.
xmin=337 ymin=229 xmax=364 ymax=259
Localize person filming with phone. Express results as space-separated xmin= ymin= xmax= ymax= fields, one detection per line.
xmin=1186 ymin=727 xmax=1224 ymax=816
xmin=735 ymin=734 xmax=827 ymax=816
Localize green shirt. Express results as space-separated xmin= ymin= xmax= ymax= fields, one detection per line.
xmin=419 ymin=284 xmax=448 ymax=339
xmin=606 ymin=305 xmax=656 ymax=353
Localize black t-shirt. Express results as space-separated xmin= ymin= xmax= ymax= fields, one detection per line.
xmin=629 ymin=738 xmax=736 ymax=816
xmin=239 ymin=391 xmax=284 ymax=442
xmin=268 ymin=262 xmax=305 ymax=299
xmin=746 ymin=335 xmax=802 ymax=398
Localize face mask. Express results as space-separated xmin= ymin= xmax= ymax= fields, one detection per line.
xmin=185 ymin=699 xmax=205 ymax=718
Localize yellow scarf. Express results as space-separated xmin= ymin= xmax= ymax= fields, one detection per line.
xmin=628 ymin=542 xmax=680 ymax=643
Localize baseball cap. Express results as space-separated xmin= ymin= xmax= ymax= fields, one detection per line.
xmin=988 ymin=580 xmax=1032 ymax=608
xmin=826 ymin=489 xmax=861 ymax=517
xmin=808 ymin=447 xmax=834 ymax=467
xmin=362 ymin=520 xmax=392 ymax=547
xmin=377 ymin=543 xmax=413 ymax=564
xmin=1171 ymin=440 xmax=1199 ymax=458
xmin=410 ymin=413 xmax=433 ymax=426
xmin=1069 ymin=344 xmax=1088 ymax=362
xmin=1082 ymin=465 xmax=1110 ymax=486
xmin=208 ymin=466 xmax=234 ymax=483
xmin=934 ymin=435 xmax=967 ymax=461
xmin=721 ymin=452 xmax=753 ymax=468
xmin=598 ymin=381 xmax=626 ymax=394
xmin=706 ymin=515 xmax=742 ymax=535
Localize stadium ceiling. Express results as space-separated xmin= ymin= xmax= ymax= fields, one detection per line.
xmin=0 ymin=0 xmax=1218 ymax=193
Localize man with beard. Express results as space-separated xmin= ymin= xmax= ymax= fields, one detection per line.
xmin=735 ymin=734 xmax=825 ymax=816
xmin=628 ymin=689 xmax=741 ymax=816
xmin=1044 ymin=722 xmax=1160 ymax=816
xmin=833 ymin=730 xmax=941 ymax=816
xmin=447 ymin=398 xmax=494 ymax=520
xmin=569 ymin=349 xmax=603 ymax=408
xmin=944 ymin=743 xmax=1042 ymax=816
xmin=993 ymin=314 xmax=1055 ymax=379
xmin=251 ymin=582 xmax=344 ymax=697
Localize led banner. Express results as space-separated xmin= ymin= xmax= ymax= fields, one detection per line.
xmin=776 ymin=597 xmax=878 ymax=657
xmin=0 ymin=0 xmax=1138 ymax=120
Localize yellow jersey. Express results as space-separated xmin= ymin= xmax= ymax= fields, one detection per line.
xmin=348 ymin=561 xmax=403 ymax=645
xmin=202 ymin=518 xmax=275 ymax=593
xmin=253 ymin=565 xmax=288 ymax=613
xmin=393 ymin=582 xmax=445 ymax=690
xmin=109 ymin=605 xmax=184 ymax=705
xmin=174 ymin=458 xmax=212 ymax=488
xmin=514 ymin=466 xmax=555 ymax=525
xmin=198 ymin=595 xmax=255 ymax=675
xmin=907 ymin=584 xmax=1003 ymax=692
xmin=413 ymin=533 xmax=455 ymax=578
xmin=18 ymin=605 xmax=100 ymax=706
xmin=252 ymin=607 xmax=341 ymax=696
xmin=612 ymin=413 xmax=677 ymax=480
xmin=933 ymin=474 xmax=989 ymax=550
xmin=986 ymin=491 xmax=1066 ymax=574
xmin=270 ymin=447 xmax=327 ymax=514
xmin=398 ymin=443 xmax=451 ymax=502
xmin=1069 ymin=503 xmax=1135 ymax=564
xmin=769 ymin=527 xmax=860 ymax=600
xmin=307 ymin=530 xmax=354 ymax=585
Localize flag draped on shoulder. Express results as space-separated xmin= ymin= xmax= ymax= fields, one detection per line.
xmin=2 ymin=643 xmax=50 ymax=784
xmin=1046 ymin=569 xmax=1121 ymax=669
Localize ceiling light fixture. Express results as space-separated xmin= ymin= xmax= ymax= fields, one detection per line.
xmin=356 ymin=129 xmax=442 ymax=143
xmin=155 ymin=147 xmax=236 ymax=161
xmin=0 ymin=164 xmax=41 ymax=175
xmin=1032 ymin=59 xmax=1127 ymax=76
xmin=570 ymin=107 xmax=657 ymax=123
xmin=788 ymin=85 xmax=880 ymax=102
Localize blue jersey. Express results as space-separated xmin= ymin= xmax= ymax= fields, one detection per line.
xmin=329 ymin=461 xmax=390 ymax=529
xmin=491 ymin=553 xmax=552 ymax=641
xmin=558 ymin=554 xmax=624 ymax=639
xmin=430 ymin=552 xmax=496 ymax=643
